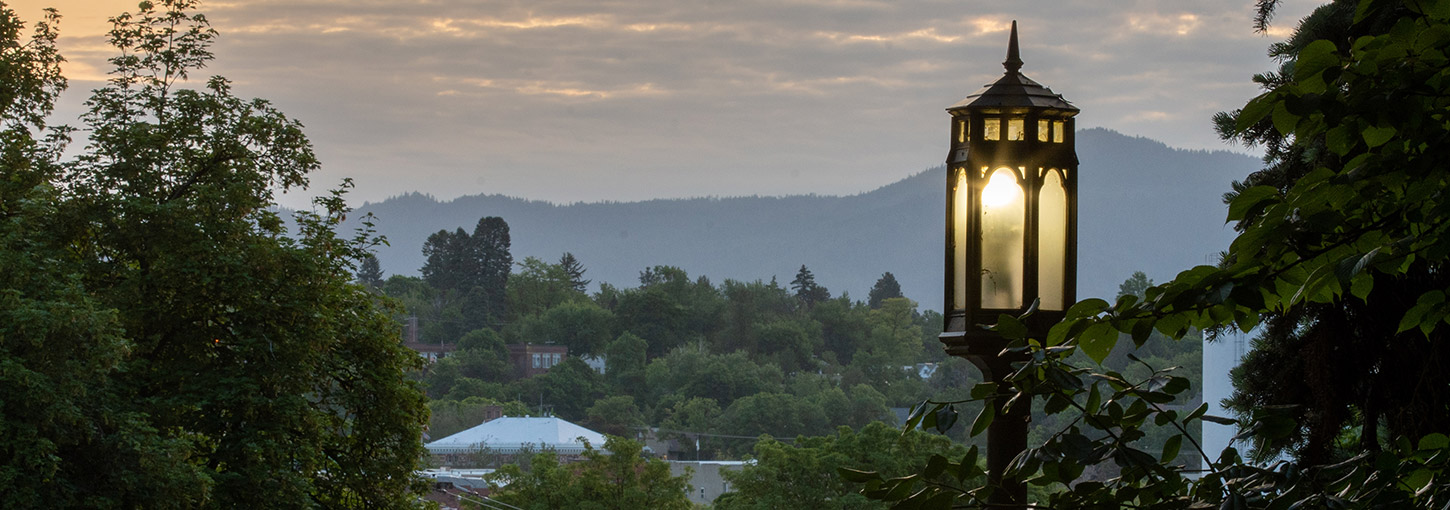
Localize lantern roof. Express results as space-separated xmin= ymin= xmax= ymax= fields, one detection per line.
xmin=949 ymin=21 xmax=1077 ymax=114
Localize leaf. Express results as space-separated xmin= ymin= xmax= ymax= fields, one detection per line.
xmin=933 ymin=405 xmax=959 ymax=434
xmin=1293 ymin=40 xmax=1340 ymax=81
xmin=1064 ymin=298 xmax=1110 ymax=319
xmin=922 ymin=455 xmax=949 ymax=479
xmin=902 ymin=401 xmax=930 ymax=433
xmin=1362 ymin=124 xmax=1396 ymax=147
xmin=1079 ymin=323 xmax=1117 ymax=364
xmin=1161 ymin=434 xmax=1184 ymax=463
xmin=1326 ymin=124 xmax=1356 ymax=155
xmin=1398 ymin=291 xmax=1446 ymax=334
xmin=1201 ymin=414 xmax=1237 ymax=425
xmin=970 ymin=403 xmax=995 ymax=437
xmin=1271 ymin=102 xmax=1300 ymax=135
xmin=839 ymin=468 xmax=881 ymax=483
xmin=994 ymin=313 xmax=1028 ymax=340
xmin=1227 ymin=185 xmax=1280 ymax=222
xmin=1350 ymin=273 xmax=1373 ymax=301
xmin=1235 ymin=92 xmax=1276 ymax=132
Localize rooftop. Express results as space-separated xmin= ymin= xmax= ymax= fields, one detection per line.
xmin=425 ymin=416 xmax=607 ymax=455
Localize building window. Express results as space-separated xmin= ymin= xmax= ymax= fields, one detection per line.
xmin=532 ymin=353 xmax=541 ymax=368
xmin=1038 ymin=119 xmax=1050 ymax=142
xmin=982 ymin=116 xmax=1000 ymax=140
xmin=1053 ymin=121 xmax=1065 ymax=143
xmin=553 ymin=353 xmax=562 ymax=366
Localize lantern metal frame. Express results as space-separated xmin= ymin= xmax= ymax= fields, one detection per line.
xmin=939 ymin=21 xmax=1080 ymax=358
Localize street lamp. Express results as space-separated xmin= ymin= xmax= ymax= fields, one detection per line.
xmin=939 ymin=21 xmax=1079 ymax=506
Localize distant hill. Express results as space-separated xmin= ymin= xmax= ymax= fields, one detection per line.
xmin=346 ymin=128 xmax=1260 ymax=309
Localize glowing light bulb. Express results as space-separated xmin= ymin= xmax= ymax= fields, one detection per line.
xmin=982 ymin=169 xmax=1018 ymax=208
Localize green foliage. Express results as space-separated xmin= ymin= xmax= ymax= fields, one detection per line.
xmin=719 ymin=422 xmax=970 ymax=510
xmin=511 ymin=357 xmax=605 ymax=421
xmin=868 ymin=272 xmax=904 ymax=309
xmin=604 ymin=331 xmax=649 ymax=393
xmin=506 ymin=255 xmax=585 ymax=320
xmin=791 ymin=264 xmax=831 ymax=309
xmin=483 ymin=436 xmax=692 ymax=510
xmin=511 ymin=299 xmax=613 ymax=356
xmin=644 ymin=345 xmax=785 ymax=407
xmin=357 ymin=254 xmax=384 ymax=289
xmin=427 ymin=397 xmax=529 ymax=439
xmin=420 ymin=216 xmax=512 ymax=331
xmin=1 ymin=1 xmax=429 ymax=507
xmin=584 ymin=395 xmax=645 ymax=436
xmin=559 ymin=251 xmax=590 ymax=293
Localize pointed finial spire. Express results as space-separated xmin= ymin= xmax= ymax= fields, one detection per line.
xmin=1003 ymin=20 xmax=1023 ymax=74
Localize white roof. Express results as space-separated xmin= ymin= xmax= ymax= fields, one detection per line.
xmin=425 ymin=416 xmax=607 ymax=455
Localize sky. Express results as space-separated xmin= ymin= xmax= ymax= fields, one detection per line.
xmin=11 ymin=0 xmax=1321 ymax=209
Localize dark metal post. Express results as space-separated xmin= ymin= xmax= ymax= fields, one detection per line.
xmin=972 ymin=355 xmax=1028 ymax=506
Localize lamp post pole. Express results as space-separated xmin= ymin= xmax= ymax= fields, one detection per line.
xmin=938 ymin=20 xmax=1079 ymax=508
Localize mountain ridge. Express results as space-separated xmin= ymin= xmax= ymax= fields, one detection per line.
xmin=345 ymin=128 xmax=1260 ymax=309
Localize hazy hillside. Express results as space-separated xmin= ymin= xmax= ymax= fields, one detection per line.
xmin=348 ymin=128 xmax=1260 ymax=309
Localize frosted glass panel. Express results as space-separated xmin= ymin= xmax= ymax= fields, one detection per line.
xmin=958 ymin=120 xmax=966 ymax=143
xmin=953 ymin=172 xmax=969 ymax=310
xmin=1053 ymin=121 xmax=1064 ymax=143
xmin=1007 ymin=118 xmax=1025 ymax=141
xmin=980 ymin=168 xmax=1024 ymax=309
xmin=983 ymin=117 xmax=1000 ymax=141
xmin=1038 ymin=119 xmax=1050 ymax=142
xmin=1039 ymin=170 xmax=1068 ymax=311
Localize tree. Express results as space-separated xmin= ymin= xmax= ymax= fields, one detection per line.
xmin=420 ymin=216 xmax=512 ymax=331
xmin=1 ymin=7 xmax=211 ymax=505
xmin=857 ymin=1 xmax=1450 ymax=507
xmin=790 ymin=264 xmax=831 ymax=309
xmin=560 ymin=251 xmax=590 ymax=293
xmin=513 ymin=300 xmax=615 ymax=356
xmin=659 ymin=397 xmax=724 ymax=458
xmin=1 ymin=1 xmax=430 ymax=507
xmin=605 ymin=331 xmax=649 ymax=393
xmin=718 ymin=423 xmax=969 ymax=510
xmin=421 ymin=227 xmax=471 ymax=291
xmin=1210 ymin=0 xmax=1431 ymax=466
xmin=506 ymin=256 xmax=583 ymax=320
xmin=484 ymin=436 xmax=692 ymax=510
xmin=357 ymin=253 xmax=384 ymax=289
xmin=510 ymin=357 xmax=604 ymax=421
xmin=867 ymin=272 xmax=903 ymax=309
xmin=469 ymin=216 xmax=513 ymax=322
xmin=643 ymin=346 xmax=785 ymax=409
xmin=584 ymin=395 xmax=645 ymax=437
xmin=1117 ymin=270 xmax=1152 ymax=300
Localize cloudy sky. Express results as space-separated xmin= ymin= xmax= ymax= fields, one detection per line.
xmin=13 ymin=0 xmax=1319 ymax=209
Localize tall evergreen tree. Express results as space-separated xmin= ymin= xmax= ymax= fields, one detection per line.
xmin=790 ymin=264 xmax=830 ymax=309
xmin=420 ymin=227 xmax=469 ymax=291
xmin=559 ymin=251 xmax=590 ymax=293
xmin=1213 ymin=0 xmax=1439 ymax=464
xmin=357 ymin=253 xmax=384 ymax=289
xmin=867 ymin=272 xmax=903 ymax=309
xmin=469 ymin=216 xmax=512 ymax=323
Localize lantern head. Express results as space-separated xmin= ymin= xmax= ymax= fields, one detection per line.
xmin=941 ymin=21 xmax=1079 ymax=356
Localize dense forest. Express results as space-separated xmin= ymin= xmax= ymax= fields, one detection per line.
xmin=367 ymin=216 xmax=1203 ymax=474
